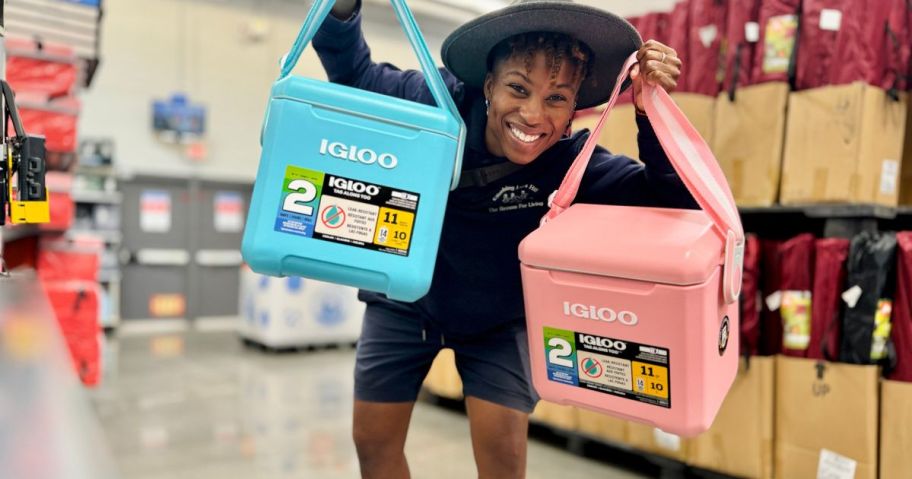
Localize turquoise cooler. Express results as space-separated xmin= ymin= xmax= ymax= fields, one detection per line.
xmin=242 ymin=0 xmax=465 ymax=302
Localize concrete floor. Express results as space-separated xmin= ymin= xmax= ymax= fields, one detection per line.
xmin=89 ymin=330 xmax=651 ymax=479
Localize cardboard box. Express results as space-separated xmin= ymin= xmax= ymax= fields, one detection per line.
xmin=898 ymin=101 xmax=912 ymax=205
xmin=775 ymin=356 xmax=880 ymax=479
xmin=714 ymin=83 xmax=790 ymax=207
xmin=598 ymin=103 xmax=640 ymax=160
xmin=529 ymin=401 xmax=578 ymax=431
xmin=575 ymin=408 xmax=628 ymax=445
xmin=585 ymin=93 xmax=715 ymax=162
xmin=689 ymin=356 xmax=775 ymax=479
xmin=625 ymin=422 xmax=691 ymax=463
xmin=423 ymin=348 xmax=462 ymax=399
xmin=880 ymin=380 xmax=912 ymax=479
xmin=780 ymin=83 xmax=908 ymax=207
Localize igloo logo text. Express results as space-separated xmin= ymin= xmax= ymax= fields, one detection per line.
xmin=563 ymin=302 xmax=639 ymax=326
xmin=320 ymin=139 xmax=398 ymax=169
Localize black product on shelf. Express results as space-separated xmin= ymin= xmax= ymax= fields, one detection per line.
xmin=808 ymin=238 xmax=851 ymax=361
xmin=889 ymin=232 xmax=912 ymax=382
xmin=840 ymin=231 xmax=898 ymax=365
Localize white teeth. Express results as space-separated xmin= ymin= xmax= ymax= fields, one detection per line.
xmin=510 ymin=125 xmax=541 ymax=144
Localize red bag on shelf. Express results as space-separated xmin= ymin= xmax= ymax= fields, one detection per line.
xmin=779 ymin=234 xmax=816 ymax=357
xmin=667 ymin=1 xmax=692 ymax=92
xmin=722 ymin=0 xmax=763 ymax=93
xmin=45 ymin=281 xmax=101 ymax=337
xmin=687 ymin=0 xmax=728 ymax=96
xmin=37 ymin=172 xmax=75 ymax=232
xmin=62 ymin=335 xmax=101 ymax=387
xmin=751 ymin=0 xmax=802 ymax=84
xmin=5 ymin=38 xmax=80 ymax=98
xmin=760 ymin=239 xmax=784 ymax=355
xmin=796 ymin=0 xmax=895 ymax=90
xmin=889 ymin=232 xmax=912 ymax=382
xmin=807 ymin=238 xmax=851 ymax=361
xmin=37 ymin=246 xmax=100 ymax=283
xmin=16 ymin=95 xmax=81 ymax=154
xmin=741 ymin=235 xmax=762 ymax=356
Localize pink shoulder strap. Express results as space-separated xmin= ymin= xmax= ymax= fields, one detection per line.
xmin=542 ymin=52 xmax=745 ymax=304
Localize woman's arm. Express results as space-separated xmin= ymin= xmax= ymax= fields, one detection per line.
xmin=312 ymin=1 xmax=463 ymax=107
xmin=331 ymin=0 xmax=359 ymax=19
xmin=576 ymin=115 xmax=699 ymax=210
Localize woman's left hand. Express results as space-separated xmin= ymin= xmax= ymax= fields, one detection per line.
xmin=630 ymin=40 xmax=682 ymax=113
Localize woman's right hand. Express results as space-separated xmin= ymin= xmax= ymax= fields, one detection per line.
xmin=331 ymin=0 xmax=359 ymax=20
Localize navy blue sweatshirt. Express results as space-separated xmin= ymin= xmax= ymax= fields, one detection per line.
xmin=313 ymin=10 xmax=698 ymax=337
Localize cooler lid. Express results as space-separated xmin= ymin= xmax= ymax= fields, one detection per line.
xmin=519 ymin=204 xmax=723 ymax=286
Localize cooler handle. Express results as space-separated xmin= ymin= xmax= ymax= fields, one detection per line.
xmin=278 ymin=0 xmax=466 ymax=190
xmin=543 ymin=52 xmax=744 ymax=304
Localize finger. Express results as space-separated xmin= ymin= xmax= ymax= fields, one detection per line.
xmin=644 ymin=60 xmax=681 ymax=79
xmin=630 ymin=64 xmax=640 ymax=80
xmin=646 ymin=69 xmax=678 ymax=91
xmin=643 ymin=39 xmax=678 ymax=57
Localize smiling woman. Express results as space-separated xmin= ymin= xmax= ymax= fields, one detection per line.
xmin=482 ymin=32 xmax=591 ymax=164
xmin=311 ymin=1 xmax=697 ymax=478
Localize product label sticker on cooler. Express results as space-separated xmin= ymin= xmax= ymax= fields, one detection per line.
xmin=543 ymin=327 xmax=671 ymax=408
xmin=274 ymin=166 xmax=419 ymax=256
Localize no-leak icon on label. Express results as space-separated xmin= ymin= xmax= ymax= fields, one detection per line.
xmin=320 ymin=205 xmax=346 ymax=229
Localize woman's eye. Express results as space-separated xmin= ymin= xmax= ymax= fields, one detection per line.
xmin=548 ymin=94 xmax=568 ymax=102
xmin=508 ymin=84 xmax=527 ymax=95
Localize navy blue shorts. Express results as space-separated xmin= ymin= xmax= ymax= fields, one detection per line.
xmin=354 ymin=304 xmax=540 ymax=413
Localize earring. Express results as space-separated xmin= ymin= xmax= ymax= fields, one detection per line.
xmin=485 ymin=98 xmax=490 ymax=114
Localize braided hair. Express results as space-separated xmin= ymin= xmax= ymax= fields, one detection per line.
xmin=487 ymin=32 xmax=594 ymax=87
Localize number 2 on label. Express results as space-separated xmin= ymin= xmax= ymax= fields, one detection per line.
xmin=283 ymin=179 xmax=317 ymax=216
xmin=548 ymin=338 xmax=574 ymax=368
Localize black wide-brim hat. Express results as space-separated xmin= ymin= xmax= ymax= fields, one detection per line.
xmin=441 ymin=0 xmax=642 ymax=110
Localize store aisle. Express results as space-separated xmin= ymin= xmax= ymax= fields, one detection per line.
xmin=88 ymin=331 xmax=648 ymax=479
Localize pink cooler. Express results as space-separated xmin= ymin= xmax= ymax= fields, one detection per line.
xmin=519 ymin=54 xmax=745 ymax=437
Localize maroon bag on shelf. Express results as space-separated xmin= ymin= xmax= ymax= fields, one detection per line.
xmin=638 ymin=12 xmax=672 ymax=45
xmin=885 ymin=0 xmax=912 ymax=92
xmin=687 ymin=0 xmax=728 ymax=96
xmin=722 ymin=0 xmax=763 ymax=94
xmin=807 ymin=238 xmax=851 ymax=360
xmin=760 ymin=239 xmax=784 ymax=355
xmin=751 ymin=0 xmax=802 ymax=84
xmin=667 ymin=1 xmax=692 ymax=92
xmin=779 ymin=233 xmax=816 ymax=357
xmin=796 ymin=0 xmax=894 ymax=90
xmin=741 ymin=235 xmax=762 ymax=356
xmin=888 ymin=232 xmax=912 ymax=381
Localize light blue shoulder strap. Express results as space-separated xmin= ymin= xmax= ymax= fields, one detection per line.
xmin=279 ymin=0 xmax=465 ymax=190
